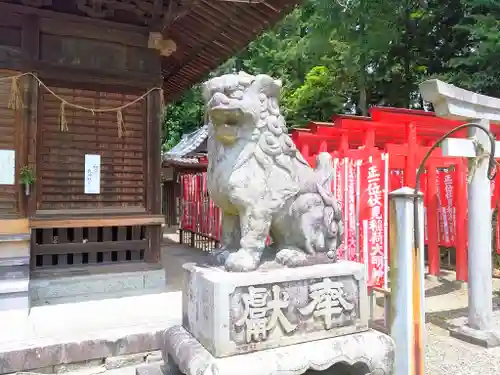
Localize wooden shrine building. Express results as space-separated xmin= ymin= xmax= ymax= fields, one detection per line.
xmin=0 ymin=0 xmax=300 ymax=290
xmin=161 ymin=124 xmax=208 ymax=228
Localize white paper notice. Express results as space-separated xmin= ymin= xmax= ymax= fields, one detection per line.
xmin=0 ymin=150 xmax=15 ymax=185
xmin=84 ymin=154 xmax=101 ymax=194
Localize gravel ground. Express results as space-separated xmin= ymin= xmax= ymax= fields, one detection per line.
xmin=369 ymin=270 xmax=500 ymax=375
xmin=426 ymin=321 xmax=500 ymax=375
xmin=423 ymin=272 xmax=500 ymax=375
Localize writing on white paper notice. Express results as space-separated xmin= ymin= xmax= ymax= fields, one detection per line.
xmin=84 ymin=154 xmax=101 ymax=194
xmin=0 ymin=150 xmax=15 ymax=185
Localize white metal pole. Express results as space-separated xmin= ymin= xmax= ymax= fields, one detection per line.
xmin=389 ymin=187 xmax=425 ymax=375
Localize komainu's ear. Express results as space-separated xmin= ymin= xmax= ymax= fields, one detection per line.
xmin=254 ymin=74 xmax=282 ymax=99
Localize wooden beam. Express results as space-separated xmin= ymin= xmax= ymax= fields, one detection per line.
xmin=39 ymin=18 xmax=149 ymax=48
xmin=0 ymin=2 xmax=147 ymax=33
xmin=30 ymin=215 xmax=165 ymax=229
xmin=33 ymin=239 xmax=147 ymax=255
xmin=0 ymin=218 xmax=29 ymax=235
xmin=35 ymin=207 xmax=147 ymax=216
xmin=34 ymin=61 xmax=162 ymax=89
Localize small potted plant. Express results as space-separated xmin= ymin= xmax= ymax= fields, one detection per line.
xmin=19 ymin=165 xmax=35 ymax=196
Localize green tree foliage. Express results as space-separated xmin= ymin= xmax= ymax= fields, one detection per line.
xmin=283 ymin=65 xmax=348 ymax=126
xmin=162 ymin=0 xmax=491 ymax=149
xmin=162 ymin=86 xmax=204 ymax=152
xmin=447 ymin=0 xmax=500 ymax=97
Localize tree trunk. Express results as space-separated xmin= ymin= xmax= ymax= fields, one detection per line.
xmin=358 ymin=0 xmax=369 ymax=116
xmin=403 ymin=0 xmax=413 ymax=108
xmin=359 ymin=82 xmax=368 ymax=116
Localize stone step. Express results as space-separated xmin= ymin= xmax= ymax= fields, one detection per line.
xmin=0 ymin=291 xmax=181 ymax=375
xmin=0 ymin=233 xmax=31 ymax=317
xmin=30 ymin=263 xmax=167 ymax=306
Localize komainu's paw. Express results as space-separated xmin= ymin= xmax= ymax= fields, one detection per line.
xmin=275 ymin=248 xmax=308 ymax=267
xmin=208 ymin=249 xmax=231 ymax=266
xmin=224 ymin=249 xmax=260 ymax=272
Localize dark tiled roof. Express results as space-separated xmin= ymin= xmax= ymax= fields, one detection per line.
xmin=163 ymin=124 xmax=208 ymax=163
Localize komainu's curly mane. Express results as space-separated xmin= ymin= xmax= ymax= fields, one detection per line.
xmin=203 ymin=71 xmax=343 ymax=272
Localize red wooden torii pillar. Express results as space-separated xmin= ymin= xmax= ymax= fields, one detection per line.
xmin=289 ymin=107 xmax=478 ymax=282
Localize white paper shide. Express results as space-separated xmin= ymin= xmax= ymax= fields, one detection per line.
xmin=0 ymin=150 xmax=15 ymax=186
xmin=84 ymin=154 xmax=101 ymax=194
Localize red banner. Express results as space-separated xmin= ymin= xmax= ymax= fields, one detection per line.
xmin=359 ymin=156 xmax=387 ymax=288
xmin=333 ymin=158 xmax=347 ymax=259
xmin=181 ymin=173 xmax=222 ymax=240
xmin=181 ymin=174 xmax=194 ymax=231
xmin=346 ymin=159 xmax=357 ymax=261
xmin=442 ymin=168 xmax=456 ymax=247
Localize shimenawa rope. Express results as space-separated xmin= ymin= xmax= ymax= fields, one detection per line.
xmin=2 ymin=72 xmax=164 ymax=138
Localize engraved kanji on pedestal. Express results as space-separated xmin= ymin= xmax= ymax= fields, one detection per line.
xmin=299 ymin=278 xmax=355 ymax=330
xmin=235 ymin=285 xmax=297 ymax=343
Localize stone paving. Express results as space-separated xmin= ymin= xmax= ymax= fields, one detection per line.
xmin=3 ymin=237 xmax=500 ymax=375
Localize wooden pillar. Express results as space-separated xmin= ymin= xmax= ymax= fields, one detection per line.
xmin=404 ymin=123 xmax=417 ymax=187
xmin=363 ymin=129 xmax=375 ymax=149
xmin=340 ymin=134 xmax=349 ymax=154
xmin=145 ymin=89 xmax=162 ymax=263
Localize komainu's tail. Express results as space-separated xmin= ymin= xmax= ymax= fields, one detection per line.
xmin=314 ymin=152 xmax=334 ymax=191
xmin=316 ymin=183 xmax=342 ymax=222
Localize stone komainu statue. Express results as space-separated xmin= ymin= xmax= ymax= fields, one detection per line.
xmin=203 ymin=71 xmax=344 ymax=272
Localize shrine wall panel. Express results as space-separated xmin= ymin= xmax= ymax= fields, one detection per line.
xmin=0 ymin=25 xmax=22 ymax=70
xmin=39 ymin=32 xmax=160 ymax=76
xmin=0 ymin=71 xmax=22 ymax=217
xmin=36 ymin=84 xmax=147 ymax=212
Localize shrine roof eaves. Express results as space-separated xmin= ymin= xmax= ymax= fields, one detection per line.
xmin=161 ymin=0 xmax=301 ymax=102
xmin=163 ymin=124 xmax=208 ymax=162
xmin=4 ymin=0 xmax=301 ymax=103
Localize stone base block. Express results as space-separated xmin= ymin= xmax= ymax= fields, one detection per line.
xmin=0 ymin=234 xmax=30 ymax=262
xmin=30 ymin=266 xmax=165 ymax=306
xmin=0 ymin=288 xmax=30 ymax=311
xmin=0 ymin=234 xmax=30 ymax=330
xmin=0 ymin=329 xmax=166 ymax=374
xmin=182 ymin=261 xmax=368 ymax=358
xmin=450 ymin=324 xmax=500 ymax=348
xmin=164 ymin=325 xmax=394 ymax=375
xmin=0 ymin=308 xmax=30 ymax=343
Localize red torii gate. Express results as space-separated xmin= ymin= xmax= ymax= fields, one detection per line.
xmin=290 ymin=107 xmax=500 ymax=281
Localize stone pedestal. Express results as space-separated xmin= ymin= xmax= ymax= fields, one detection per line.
xmin=162 ymin=261 xmax=395 ymax=375
xmin=450 ymin=325 xmax=500 ymax=348
xmin=0 ymin=233 xmax=31 ymax=341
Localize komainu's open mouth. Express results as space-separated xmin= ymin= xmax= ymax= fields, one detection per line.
xmin=209 ymin=106 xmax=244 ymax=127
xmin=209 ymin=107 xmax=244 ymax=145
